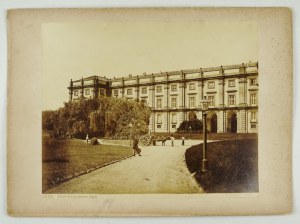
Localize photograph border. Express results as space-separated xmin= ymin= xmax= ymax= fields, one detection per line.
xmin=6 ymin=7 xmax=292 ymax=217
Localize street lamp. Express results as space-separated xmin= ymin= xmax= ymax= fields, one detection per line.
xmin=129 ymin=123 xmax=133 ymax=146
xmin=200 ymin=96 xmax=210 ymax=172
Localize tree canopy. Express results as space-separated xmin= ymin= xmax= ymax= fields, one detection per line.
xmin=42 ymin=97 xmax=151 ymax=139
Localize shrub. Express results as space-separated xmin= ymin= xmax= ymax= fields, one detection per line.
xmin=90 ymin=137 xmax=99 ymax=145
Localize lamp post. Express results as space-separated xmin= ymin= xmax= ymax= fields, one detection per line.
xmin=200 ymin=96 xmax=210 ymax=172
xmin=129 ymin=123 xmax=133 ymax=146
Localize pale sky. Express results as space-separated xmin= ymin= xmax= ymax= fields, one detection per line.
xmin=42 ymin=22 xmax=258 ymax=110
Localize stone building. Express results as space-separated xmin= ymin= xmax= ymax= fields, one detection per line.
xmin=68 ymin=62 xmax=258 ymax=133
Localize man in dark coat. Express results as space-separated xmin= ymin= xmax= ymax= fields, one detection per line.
xmin=133 ymin=138 xmax=141 ymax=156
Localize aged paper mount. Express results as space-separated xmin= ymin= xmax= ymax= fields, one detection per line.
xmin=7 ymin=8 xmax=292 ymax=216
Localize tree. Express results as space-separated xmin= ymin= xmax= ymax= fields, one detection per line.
xmin=42 ymin=97 xmax=151 ymax=139
xmin=177 ymin=119 xmax=203 ymax=133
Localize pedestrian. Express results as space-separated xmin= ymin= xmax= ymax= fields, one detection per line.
xmin=86 ymin=134 xmax=89 ymax=145
xmin=162 ymin=136 xmax=166 ymax=146
xmin=181 ymin=136 xmax=185 ymax=146
xmin=133 ymin=138 xmax=141 ymax=156
xmin=170 ymin=135 xmax=175 ymax=147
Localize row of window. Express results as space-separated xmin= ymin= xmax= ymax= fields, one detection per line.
xmin=153 ymin=93 xmax=257 ymax=109
xmin=73 ymin=88 xmax=105 ymax=96
xmin=155 ymin=111 xmax=257 ymax=129
xmin=113 ymin=77 xmax=257 ymax=96
xmin=157 ymin=114 xmax=177 ymax=124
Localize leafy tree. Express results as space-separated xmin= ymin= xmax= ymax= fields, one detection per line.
xmin=177 ymin=119 xmax=203 ymax=133
xmin=42 ymin=97 xmax=151 ymax=139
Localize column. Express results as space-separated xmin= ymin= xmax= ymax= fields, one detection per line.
xmin=238 ymin=110 xmax=246 ymax=133
xmin=152 ymin=74 xmax=155 ymax=110
xmin=81 ymin=77 xmax=84 ymax=98
xmin=121 ymin=78 xmax=125 ymax=97
xmin=163 ymin=112 xmax=168 ymax=133
xmin=197 ymin=80 xmax=203 ymax=107
xmin=218 ymin=79 xmax=225 ymax=108
xmin=136 ymin=75 xmax=140 ymax=100
xmin=238 ymin=77 xmax=247 ymax=106
xmin=217 ymin=110 xmax=224 ymax=133
xmin=69 ymin=79 xmax=73 ymax=101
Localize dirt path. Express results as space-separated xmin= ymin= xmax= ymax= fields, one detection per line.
xmin=46 ymin=140 xmax=204 ymax=194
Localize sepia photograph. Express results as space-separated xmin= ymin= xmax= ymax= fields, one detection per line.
xmin=6 ymin=7 xmax=293 ymax=217
xmin=41 ymin=21 xmax=259 ymax=194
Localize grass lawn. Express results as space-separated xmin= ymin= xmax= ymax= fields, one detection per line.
xmin=185 ymin=138 xmax=258 ymax=193
xmin=42 ymin=133 xmax=133 ymax=192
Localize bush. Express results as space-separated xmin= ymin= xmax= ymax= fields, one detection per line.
xmin=90 ymin=137 xmax=99 ymax=145
xmin=177 ymin=119 xmax=202 ymax=133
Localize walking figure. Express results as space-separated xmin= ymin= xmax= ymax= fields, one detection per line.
xmin=133 ymin=138 xmax=141 ymax=156
xmin=162 ymin=136 xmax=166 ymax=146
xmin=181 ymin=136 xmax=185 ymax=146
xmin=170 ymin=135 xmax=175 ymax=147
xmin=86 ymin=134 xmax=89 ymax=145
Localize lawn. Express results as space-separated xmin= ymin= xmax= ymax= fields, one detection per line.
xmin=42 ymin=133 xmax=133 ymax=192
xmin=185 ymin=138 xmax=258 ymax=193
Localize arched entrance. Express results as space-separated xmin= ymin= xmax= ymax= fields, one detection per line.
xmin=227 ymin=112 xmax=237 ymax=133
xmin=206 ymin=112 xmax=218 ymax=133
xmin=188 ymin=111 xmax=197 ymax=121
xmin=211 ymin=114 xmax=218 ymax=133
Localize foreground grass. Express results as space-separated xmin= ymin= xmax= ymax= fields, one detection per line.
xmin=185 ymin=138 xmax=258 ymax=193
xmin=42 ymin=134 xmax=132 ymax=192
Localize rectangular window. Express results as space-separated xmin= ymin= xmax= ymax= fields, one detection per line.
xmin=249 ymin=78 xmax=257 ymax=85
xmin=141 ymin=87 xmax=147 ymax=94
xmin=171 ymin=114 xmax=177 ymax=124
xmin=157 ymin=114 xmax=162 ymax=124
xmin=228 ymin=79 xmax=235 ymax=87
xmin=189 ymin=83 xmax=195 ymax=90
xmin=189 ymin=96 xmax=195 ymax=108
xmin=171 ymin=84 xmax=177 ymax=92
xmin=157 ymin=124 xmax=162 ymax=129
xmin=171 ymin=97 xmax=177 ymax=109
xmin=208 ymin=95 xmax=215 ymax=107
xmin=157 ymin=98 xmax=162 ymax=109
xmin=85 ymin=89 xmax=90 ymax=95
xmin=172 ymin=124 xmax=176 ymax=129
xmin=208 ymin=81 xmax=215 ymax=89
xmin=251 ymin=123 xmax=257 ymax=129
xmin=127 ymin=88 xmax=132 ymax=95
xmin=251 ymin=112 xmax=257 ymax=121
xmin=113 ymin=89 xmax=118 ymax=96
xmin=100 ymin=89 xmax=105 ymax=96
xmin=250 ymin=93 xmax=257 ymax=105
xmin=156 ymin=86 xmax=162 ymax=93
xmin=229 ymin=95 xmax=235 ymax=106
xmin=74 ymin=90 xmax=78 ymax=96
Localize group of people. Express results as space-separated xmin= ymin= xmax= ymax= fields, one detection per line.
xmin=132 ymin=135 xmax=187 ymax=156
xmin=151 ymin=135 xmax=184 ymax=147
xmin=154 ymin=135 xmax=186 ymax=147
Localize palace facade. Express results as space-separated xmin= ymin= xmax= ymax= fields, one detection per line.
xmin=68 ymin=62 xmax=258 ymax=133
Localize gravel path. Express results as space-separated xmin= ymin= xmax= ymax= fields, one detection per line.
xmin=46 ymin=140 xmax=204 ymax=194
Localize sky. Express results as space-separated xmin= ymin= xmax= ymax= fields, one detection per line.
xmin=42 ymin=22 xmax=258 ymax=110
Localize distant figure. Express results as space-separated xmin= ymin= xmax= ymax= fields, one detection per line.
xmin=133 ymin=138 xmax=141 ymax=156
xmin=170 ymin=135 xmax=175 ymax=147
xmin=86 ymin=134 xmax=89 ymax=144
xmin=181 ymin=136 xmax=185 ymax=146
xmin=162 ymin=136 xmax=166 ymax=146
